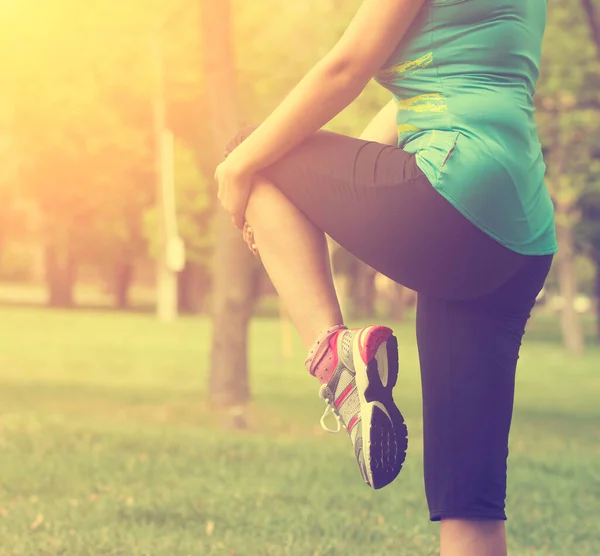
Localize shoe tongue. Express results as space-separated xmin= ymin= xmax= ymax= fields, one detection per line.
xmin=307 ymin=334 xmax=338 ymax=383
xmin=304 ymin=324 xmax=346 ymax=377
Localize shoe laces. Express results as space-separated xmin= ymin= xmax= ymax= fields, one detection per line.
xmin=318 ymin=385 xmax=343 ymax=434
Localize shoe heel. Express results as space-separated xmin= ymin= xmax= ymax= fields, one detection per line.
xmin=385 ymin=334 xmax=399 ymax=391
xmin=361 ymin=325 xmax=393 ymax=364
xmin=367 ymin=335 xmax=397 ymax=394
xmin=361 ymin=326 xmax=397 ymax=395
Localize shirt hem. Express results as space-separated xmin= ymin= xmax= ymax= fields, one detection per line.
xmin=430 ymin=509 xmax=507 ymax=522
xmin=432 ymin=185 xmax=559 ymax=256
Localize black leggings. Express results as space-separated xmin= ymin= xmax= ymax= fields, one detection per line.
xmin=227 ymin=128 xmax=552 ymax=521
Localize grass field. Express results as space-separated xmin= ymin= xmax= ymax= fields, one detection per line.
xmin=0 ymin=306 xmax=598 ymax=555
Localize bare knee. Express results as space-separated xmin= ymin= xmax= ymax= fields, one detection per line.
xmin=245 ymin=175 xmax=284 ymax=224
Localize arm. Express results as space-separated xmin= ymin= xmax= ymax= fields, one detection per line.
xmin=358 ymin=99 xmax=398 ymax=145
xmin=225 ymin=0 xmax=425 ymax=175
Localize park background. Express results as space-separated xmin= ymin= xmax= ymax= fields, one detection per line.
xmin=0 ymin=1 xmax=599 ymax=555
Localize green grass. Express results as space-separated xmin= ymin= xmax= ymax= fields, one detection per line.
xmin=0 ymin=307 xmax=598 ymax=555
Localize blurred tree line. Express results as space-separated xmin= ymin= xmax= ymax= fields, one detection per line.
xmin=1 ymin=0 xmax=600 ymax=407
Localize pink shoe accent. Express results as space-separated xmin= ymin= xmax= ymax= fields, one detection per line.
xmin=308 ymin=329 xmax=344 ymax=385
xmin=335 ymin=383 xmax=354 ymax=408
xmin=347 ymin=414 xmax=359 ymax=433
xmin=358 ymin=326 xmax=393 ymax=364
xmin=305 ymin=325 xmax=346 ymax=370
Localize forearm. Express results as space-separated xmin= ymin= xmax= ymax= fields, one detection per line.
xmin=358 ymin=99 xmax=398 ymax=145
xmin=226 ymin=59 xmax=370 ymax=174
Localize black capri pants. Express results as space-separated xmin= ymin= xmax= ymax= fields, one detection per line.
xmin=226 ymin=128 xmax=552 ymax=522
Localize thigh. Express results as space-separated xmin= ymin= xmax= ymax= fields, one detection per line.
xmin=229 ymin=127 xmax=525 ymax=299
xmin=417 ymin=255 xmax=553 ymax=521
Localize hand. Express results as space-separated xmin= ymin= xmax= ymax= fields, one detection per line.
xmin=242 ymin=222 xmax=260 ymax=260
xmin=214 ymin=159 xmax=254 ymax=229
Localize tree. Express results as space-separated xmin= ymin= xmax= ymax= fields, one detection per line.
xmin=536 ymin=0 xmax=600 ymax=353
xmin=1 ymin=0 xmax=159 ymax=307
xmin=581 ymin=0 xmax=600 ymax=59
xmin=201 ymin=0 xmax=260 ymax=417
xmin=579 ymin=0 xmax=600 ymax=342
xmin=577 ymin=190 xmax=600 ymax=340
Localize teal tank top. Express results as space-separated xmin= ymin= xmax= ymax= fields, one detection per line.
xmin=375 ymin=0 xmax=557 ymax=255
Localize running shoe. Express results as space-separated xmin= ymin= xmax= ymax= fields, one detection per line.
xmin=317 ymin=326 xmax=407 ymax=489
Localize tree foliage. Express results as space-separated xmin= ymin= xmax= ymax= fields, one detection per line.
xmin=0 ymin=0 xmax=599 ymax=340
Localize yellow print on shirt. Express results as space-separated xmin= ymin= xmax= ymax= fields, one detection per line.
xmin=397 ymin=93 xmax=448 ymax=113
xmin=377 ymin=52 xmax=434 ymax=83
xmin=397 ymin=124 xmax=420 ymax=137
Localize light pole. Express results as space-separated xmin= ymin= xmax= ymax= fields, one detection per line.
xmin=151 ymin=30 xmax=184 ymax=322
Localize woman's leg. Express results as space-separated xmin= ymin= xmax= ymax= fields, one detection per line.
xmin=229 ymin=127 xmax=525 ymax=301
xmin=228 ymin=129 xmax=434 ymax=489
xmin=228 ymin=125 xmax=553 ymax=552
xmin=245 ymin=175 xmax=342 ymax=349
xmin=244 ymin=171 xmax=408 ymax=489
xmin=226 ymin=126 xmax=533 ymax=492
xmin=417 ymin=256 xmax=552 ymax=556
xmin=440 ymin=520 xmax=507 ymax=556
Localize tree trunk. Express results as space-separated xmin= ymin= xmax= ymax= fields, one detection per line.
xmin=581 ymin=0 xmax=600 ymax=61
xmin=594 ymin=257 xmax=600 ymax=343
xmin=388 ymin=283 xmax=407 ymax=322
xmin=327 ymin=237 xmax=348 ymax=316
xmin=581 ymin=0 xmax=600 ymax=342
xmin=556 ymin=216 xmax=585 ymax=355
xmin=44 ymin=244 xmax=76 ymax=308
xmin=113 ymin=258 xmax=133 ymax=310
xmin=178 ymin=262 xmax=209 ymax=314
xmin=201 ymin=0 xmax=258 ymax=413
xmin=581 ymin=0 xmax=600 ymax=344
xmin=547 ymin=105 xmax=585 ymax=355
xmin=209 ymin=216 xmax=258 ymax=408
xmin=350 ymin=262 xmax=376 ymax=319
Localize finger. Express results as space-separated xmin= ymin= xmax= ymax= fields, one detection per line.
xmin=233 ymin=215 xmax=244 ymax=230
xmin=242 ymin=222 xmax=251 ymax=240
xmin=229 ymin=211 xmax=242 ymax=230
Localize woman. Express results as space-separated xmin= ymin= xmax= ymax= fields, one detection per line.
xmin=215 ymin=1 xmax=557 ymax=555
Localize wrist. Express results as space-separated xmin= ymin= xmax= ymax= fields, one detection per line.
xmin=226 ymin=145 xmax=257 ymax=176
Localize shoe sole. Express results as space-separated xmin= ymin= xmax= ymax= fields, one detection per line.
xmin=353 ymin=326 xmax=408 ymax=489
